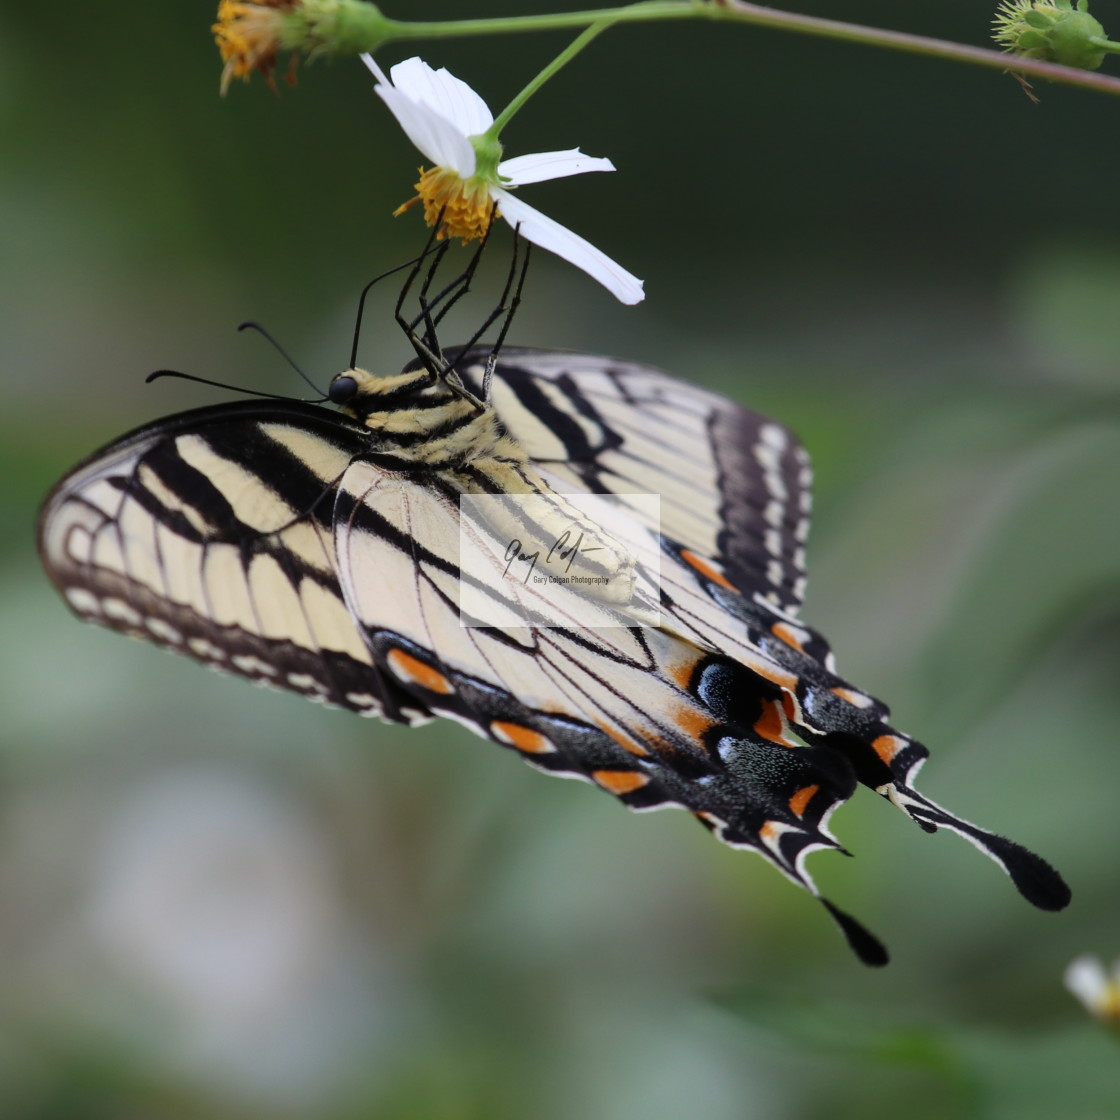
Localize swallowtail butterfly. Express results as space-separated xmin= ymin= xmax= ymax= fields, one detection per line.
xmin=37 ymin=269 xmax=1070 ymax=965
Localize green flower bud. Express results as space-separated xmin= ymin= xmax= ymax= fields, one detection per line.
xmin=992 ymin=0 xmax=1111 ymax=70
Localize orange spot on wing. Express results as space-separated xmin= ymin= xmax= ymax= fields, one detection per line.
xmin=771 ymin=622 xmax=805 ymax=652
xmin=668 ymin=653 xmax=702 ymax=690
xmin=740 ymin=649 xmax=801 ymax=696
xmin=491 ymin=721 xmax=554 ymax=754
xmin=780 ymin=691 xmax=798 ymax=723
xmin=386 ymin=648 xmax=454 ymax=694
xmin=831 ymin=686 xmax=869 ymax=708
xmin=680 ymin=549 xmax=738 ymax=592
xmin=788 ymin=784 xmax=819 ymax=817
xmin=593 ymin=769 xmax=650 ymax=795
xmin=759 ymin=820 xmax=780 ymax=842
xmin=673 ymin=704 xmax=714 ymax=744
xmin=872 ymin=734 xmax=905 ymax=764
xmin=755 ymin=698 xmax=796 ymax=747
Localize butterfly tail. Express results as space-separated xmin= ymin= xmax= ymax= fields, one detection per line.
xmin=796 ymin=718 xmax=1070 ymax=914
xmin=802 ymin=713 xmax=1071 ymax=913
xmin=725 ymin=615 xmax=1071 ymax=915
xmin=878 ymin=780 xmax=1070 ymax=911
xmin=703 ymin=812 xmax=888 ymax=967
xmin=689 ymin=737 xmax=889 ymax=969
xmin=820 ymin=899 xmax=890 ymax=967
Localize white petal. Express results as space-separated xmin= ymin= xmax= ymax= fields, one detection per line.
xmin=1065 ymin=954 xmax=1108 ymax=1012
xmin=493 ymin=190 xmax=644 ymax=306
xmin=360 ymin=53 xmax=388 ymax=84
xmin=498 ymin=149 xmax=616 ymax=187
xmin=374 ymin=82 xmax=477 ymax=176
xmin=388 ymin=57 xmax=494 ymax=137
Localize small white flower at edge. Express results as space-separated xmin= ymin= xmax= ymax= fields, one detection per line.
xmin=362 ymin=54 xmax=644 ymax=306
xmin=1064 ymin=954 xmax=1120 ymax=1026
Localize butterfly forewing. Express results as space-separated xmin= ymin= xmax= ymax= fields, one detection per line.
xmin=38 ymin=400 xmax=427 ymax=724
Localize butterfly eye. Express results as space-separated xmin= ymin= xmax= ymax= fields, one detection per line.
xmin=329 ymin=375 xmax=358 ymax=404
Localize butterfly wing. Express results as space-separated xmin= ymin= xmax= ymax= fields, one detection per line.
xmin=37 ymin=393 xmax=864 ymax=944
xmin=37 ymin=349 xmax=1068 ymax=965
xmin=38 ymin=389 xmax=862 ymax=945
xmin=333 ymin=457 xmax=888 ymax=964
xmin=451 ymin=347 xmax=812 ymax=615
xmin=37 ymin=399 xmax=429 ymax=724
xmin=455 ymin=348 xmax=1069 ymax=915
xmin=660 ymin=549 xmax=1071 ymax=911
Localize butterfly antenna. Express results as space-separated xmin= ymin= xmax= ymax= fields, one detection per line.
xmin=237 ymin=321 xmax=324 ymax=396
xmin=145 ymin=369 xmax=326 ymax=403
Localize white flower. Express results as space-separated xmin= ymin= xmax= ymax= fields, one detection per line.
xmin=1064 ymin=954 xmax=1120 ymax=1026
xmin=362 ymin=54 xmax=644 ymax=306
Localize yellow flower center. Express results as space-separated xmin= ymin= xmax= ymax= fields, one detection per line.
xmin=212 ymin=0 xmax=295 ymax=95
xmin=394 ymin=167 xmax=498 ymax=244
xmin=1100 ymin=981 xmax=1120 ymax=1025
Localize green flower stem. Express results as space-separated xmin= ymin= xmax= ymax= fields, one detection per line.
xmin=328 ymin=0 xmax=1120 ymax=99
xmin=487 ymin=20 xmax=616 ymax=139
xmin=1090 ymin=37 xmax=1120 ymax=55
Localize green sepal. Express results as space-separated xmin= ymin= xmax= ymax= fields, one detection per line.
xmin=1048 ymin=11 xmax=1108 ymax=68
xmin=469 ymin=134 xmax=506 ymax=183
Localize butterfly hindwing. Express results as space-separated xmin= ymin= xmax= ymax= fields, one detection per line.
xmin=328 ymin=454 xmax=892 ymax=960
xmin=451 ymin=348 xmax=1068 ymax=916
xmin=452 ymin=348 xmax=812 ymax=615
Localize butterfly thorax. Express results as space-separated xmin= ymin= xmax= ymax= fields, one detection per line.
xmin=332 ymin=366 xmax=521 ymax=471
xmin=330 ymin=365 xmax=642 ymax=608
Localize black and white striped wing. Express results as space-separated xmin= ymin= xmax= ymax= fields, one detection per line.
xmin=456 ymin=349 xmax=1070 ymax=922
xmin=38 ymin=406 xmax=885 ymax=961
xmin=38 ymin=349 xmax=1070 ymax=965
xmin=328 ymin=455 xmax=887 ymax=963
xmin=454 ymin=347 xmax=812 ymax=615
xmin=37 ymin=399 xmax=428 ymax=724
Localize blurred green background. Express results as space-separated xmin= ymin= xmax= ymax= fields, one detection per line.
xmin=3 ymin=1 xmax=1120 ymax=1117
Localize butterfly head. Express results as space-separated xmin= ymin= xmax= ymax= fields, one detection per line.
xmin=327 ymin=366 xmax=455 ymax=418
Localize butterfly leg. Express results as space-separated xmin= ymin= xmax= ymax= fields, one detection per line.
xmin=481 ymin=239 xmax=532 ymax=404
xmin=443 ymin=227 xmax=531 ymax=398
xmin=417 ymin=202 xmax=500 ymax=336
